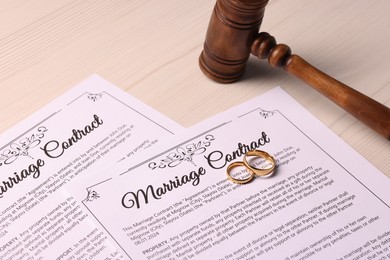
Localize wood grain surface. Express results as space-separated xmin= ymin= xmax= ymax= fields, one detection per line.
xmin=0 ymin=0 xmax=389 ymax=176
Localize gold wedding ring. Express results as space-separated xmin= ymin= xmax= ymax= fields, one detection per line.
xmin=243 ymin=150 xmax=276 ymax=177
xmin=226 ymin=161 xmax=255 ymax=185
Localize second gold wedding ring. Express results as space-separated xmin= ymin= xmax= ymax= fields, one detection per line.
xmin=243 ymin=150 xmax=276 ymax=177
xmin=226 ymin=161 xmax=255 ymax=184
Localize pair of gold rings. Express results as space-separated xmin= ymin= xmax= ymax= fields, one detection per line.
xmin=226 ymin=150 xmax=276 ymax=184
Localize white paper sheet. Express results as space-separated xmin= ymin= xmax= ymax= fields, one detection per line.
xmin=0 ymin=75 xmax=183 ymax=259
xmin=73 ymin=87 xmax=390 ymax=260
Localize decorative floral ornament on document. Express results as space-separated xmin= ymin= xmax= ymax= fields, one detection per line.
xmin=0 ymin=126 xmax=47 ymax=166
xmin=148 ymin=135 xmax=216 ymax=170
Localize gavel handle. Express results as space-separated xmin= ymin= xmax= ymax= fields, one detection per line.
xmin=251 ymin=32 xmax=390 ymax=140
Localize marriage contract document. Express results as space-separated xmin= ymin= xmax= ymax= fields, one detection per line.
xmin=73 ymin=87 xmax=390 ymax=260
xmin=0 ymin=75 xmax=183 ymax=259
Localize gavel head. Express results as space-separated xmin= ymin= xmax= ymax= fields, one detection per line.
xmin=199 ymin=0 xmax=269 ymax=83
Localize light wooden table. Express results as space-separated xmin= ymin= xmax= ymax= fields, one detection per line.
xmin=0 ymin=0 xmax=389 ymax=177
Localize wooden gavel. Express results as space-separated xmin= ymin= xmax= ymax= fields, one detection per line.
xmin=199 ymin=0 xmax=390 ymax=140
